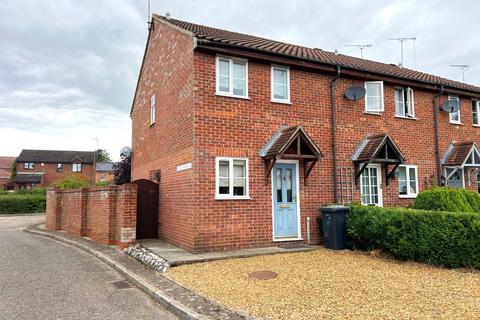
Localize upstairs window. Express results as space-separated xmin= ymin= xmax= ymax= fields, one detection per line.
xmin=472 ymin=100 xmax=480 ymax=126
xmin=24 ymin=163 xmax=34 ymax=170
xmin=449 ymin=96 xmax=461 ymax=124
xmin=57 ymin=164 xmax=64 ymax=172
xmin=395 ymin=87 xmax=415 ymax=118
xmin=216 ymin=56 xmax=248 ymax=98
xmin=215 ymin=157 xmax=249 ymax=199
xmin=365 ymin=81 xmax=384 ymax=113
xmin=397 ymin=165 xmax=418 ymax=198
xmin=150 ymin=95 xmax=155 ymax=125
xmin=271 ymin=66 xmax=290 ymax=103
xmin=72 ymin=163 xmax=82 ymax=173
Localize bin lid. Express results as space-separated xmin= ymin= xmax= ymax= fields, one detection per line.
xmin=320 ymin=205 xmax=350 ymax=213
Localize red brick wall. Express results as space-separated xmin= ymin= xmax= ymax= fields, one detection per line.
xmin=130 ymin=19 xmax=196 ymax=249
xmin=131 ymin=20 xmax=480 ymax=252
xmin=45 ymin=185 xmax=137 ymax=248
xmin=16 ymin=162 xmax=95 ymax=187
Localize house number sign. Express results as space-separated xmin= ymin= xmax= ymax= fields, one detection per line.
xmin=176 ymin=162 xmax=192 ymax=172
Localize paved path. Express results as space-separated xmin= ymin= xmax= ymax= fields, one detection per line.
xmin=0 ymin=215 xmax=178 ymax=320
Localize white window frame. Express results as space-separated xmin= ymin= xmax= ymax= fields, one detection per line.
xmin=472 ymin=100 xmax=480 ymax=126
xmin=448 ymin=96 xmax=461 ymax=124
xmin=215 ymin=56 xmax=249 ymax=99
xmin=364 ymin=81 xmax=384 ymax=113
xmin=72 ymin=163 xmax=82 ymax=173
xmin=271 ymin=65 xmax=291 ymax=104
xmin=394 ymin=87 xmax=415 ymax=118
xmin=215 ymin=157 xmax=250 ymax=200
xmin=359 ymin=164 xmax=383 ymax=207
xmin=397 ymin=165 xmax=419 ymax=198
xmin=150 ymin=94 xmax=155 ymax=125
xmin=57 ymin=163 xmax=64 ymax=172
xmin=24 ymin=163 xmax=35 ymax=170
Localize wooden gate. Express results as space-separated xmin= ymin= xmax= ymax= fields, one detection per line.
xmin=132 ymin=179 xmax=159 ymax=239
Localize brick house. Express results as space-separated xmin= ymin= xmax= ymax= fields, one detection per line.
xmin=95 ymin=162 xmax=116 ymax=184
xmin=131 ymin=15 xmax=480 ymax=252
xmin=15 ymin=150 xmax=96 ymax=189
xmin=0 ymin=157 xmax=16 ymax=190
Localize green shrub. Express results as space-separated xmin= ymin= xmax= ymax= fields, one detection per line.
xmin=95 ymin=181 xmax=108 ymax=187
xmin=52 ymin=175 xmax=90 ymax=189
xmin=14 ymin=188 xmax=47 ymax=196
xmin=347 ymin=205 xmax=480 ymax=268
xmin=413 ymin=187 xmax=480 ymax=213
xmin=0 ymin=194 xmax=46 ymax=214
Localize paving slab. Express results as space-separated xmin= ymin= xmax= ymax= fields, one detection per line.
xmin=138 ymin=239 xmax=320 ymax=266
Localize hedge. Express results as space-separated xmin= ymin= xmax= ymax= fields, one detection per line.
xmin=412 ymin=187 xmax=480 ymax=213
xmin=347 ymin=205 xmax=480 ymax=268
xmin=0 ymin=194 xmax=46 ymax=214
xmin=51 ymin=174 xmax=90 ymax=189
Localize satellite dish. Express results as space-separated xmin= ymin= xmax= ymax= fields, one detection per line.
xmin=441 ymin=100 xmax=460 ymax=113
xmin=344 ymin=86 xmax=366 ymax=101
xmin=120 ymin=146 xmax=132 ymax=156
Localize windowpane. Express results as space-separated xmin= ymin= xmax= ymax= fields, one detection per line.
xmin=367 ymin=97 xmax=381 ymax=111
xmin=367 ymin=83 xmax=381 ymax=96
xmin=449 ymin=96 xmax=460 ymax=123
xmin=233 ymin=78 xmax=246 ymax=96
xmin=233 ymin=61 xmax=246 ymax=96
xmin=473 ymin=101 xmax=479 ymax=125
xmin=273 ymin=68 xmax=287 ymax=85
xmin=286 ymin=169 xmax=292 ymax=203
xmin=409 ymin=167 xmax=417 ymax=194
xmin=276 ymin=169 xmax=282 ymax=202
xmin=274 ymin=84 xmax=286 ymax=100
xmin=474 ymin=150 xmax=480 ymax=164
xmin=218 ymin=59 xmax=230 ymax=93
xmin=233 ymin=160 xmax=245 ymax=178
xmin=395 ymin=88 xmax=404 ymax=116
xmin=233 ymin=178 xmax=245 ymax=196
xmin=219 ymin=161 xmax=229 ymax=177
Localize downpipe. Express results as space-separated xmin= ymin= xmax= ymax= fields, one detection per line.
xmin=331 ymin=66 xmax=341 ymax=203
xmin=433 ymin=85 xmax=444 ymax=185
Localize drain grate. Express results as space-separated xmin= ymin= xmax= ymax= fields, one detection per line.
xmin=112 ymin=280 xmax=133 ymax=289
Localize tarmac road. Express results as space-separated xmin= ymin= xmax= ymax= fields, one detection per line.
xmin=0 ymin=214 xmax=178 ymax=320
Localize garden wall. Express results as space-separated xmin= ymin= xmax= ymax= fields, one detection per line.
xmin=45 ymin=185 xmax=137 ymax=248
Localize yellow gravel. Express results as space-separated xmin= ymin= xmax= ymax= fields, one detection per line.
xmin=168 ymin=248 xmax=480 ymax=320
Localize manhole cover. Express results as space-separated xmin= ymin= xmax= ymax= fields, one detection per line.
xmin=249 ymin=270 xmax=278 ymax=280
xmin=112 ymin=280 xmax=133 ymax=289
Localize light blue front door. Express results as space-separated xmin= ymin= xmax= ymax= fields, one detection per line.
xmin=273 ymin=163 xmax=299 ymax=238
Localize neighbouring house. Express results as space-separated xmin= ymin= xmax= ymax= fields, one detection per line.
xmin=0 ymin=157 xmax=16 ymax=190
xmin=96 ymin=162 xmax=116 ymax=184
xmin=15 ymin=149 xmax=96 ymax=189
xmin=130 ymin=15 xmax=480 ymax=252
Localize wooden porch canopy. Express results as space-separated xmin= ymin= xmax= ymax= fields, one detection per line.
xmin=352 ymin=133 xmax=406 ymax=185
xmin=442 ymin=141 xmax=480 ymax=179
xmin=260 ymin=125 xmax=323 ymax=185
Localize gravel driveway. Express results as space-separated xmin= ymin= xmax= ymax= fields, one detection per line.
xmin=169 ymin=248 xmax=480 ymax=320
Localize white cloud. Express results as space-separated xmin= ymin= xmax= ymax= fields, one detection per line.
xmin=1 ymin=0 xmax=479 ymax=160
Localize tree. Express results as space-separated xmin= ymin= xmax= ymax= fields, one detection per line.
xmin=10 ymin=160 xmax=17 ymax=181
xmin=113 ymin=149 xmax=131 ymax=185
xmin=96 ymin=149 xmax=112 ymax=162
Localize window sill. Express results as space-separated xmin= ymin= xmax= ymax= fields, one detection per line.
xmin=473 ymin=124 xmax=480 ymax=127
xmin=449 ymin=122 xmax=463 ymax=126
xmin=215 ymin=196 xmax=251 ymax=201
xmin=215 ymin=92 xmax=250 ymax=100
xmin=271 ymin=99 xmax=292 ymax=105
xmin=273 ymin=237 xmax=304 ymax=242
xmin=395 ymin=115 xmax=417 ymax=121
xmin=364 ymin=111 xmax=383 ymax=116
xmin=399 ymin=195 xmax=418 ymax=199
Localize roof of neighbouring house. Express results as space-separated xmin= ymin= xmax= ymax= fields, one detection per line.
xmin=16 ymin=150 xmax=95 ymax=164
xmin=15 ymin=173 xmax=44 ymax=184
xmin=0 ymin=157 xmax=15 ymax=179
xmin=443 ymin=141 xmax=479 ymax=166
xmin=155 ymin=15 xmax=480 ymax=95
xmin=352 ymin=133 xmax=405 ymax=163
xmin=96 ymin=162 xmax=116 ymax=172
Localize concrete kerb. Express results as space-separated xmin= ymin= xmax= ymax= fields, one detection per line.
xmin=23 ymin=224 xmax=212 ymax=320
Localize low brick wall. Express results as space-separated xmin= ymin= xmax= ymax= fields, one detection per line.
xmin=45 ymin=185 xmax=137 ymax=248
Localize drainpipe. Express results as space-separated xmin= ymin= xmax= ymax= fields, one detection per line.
xmin=433 ymin=85 xmax=444 ymax=185
xmin=331 ymin=66 xmax=341 ymax=203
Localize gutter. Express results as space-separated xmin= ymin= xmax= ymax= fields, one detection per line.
xmin=433 ymin=85 xmax=444 ymax=185
xmin=331 ymin=66 xmax=341 ymax=203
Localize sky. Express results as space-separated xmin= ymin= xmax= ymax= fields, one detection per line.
xmin=1 ymin=0 xmax=479 ymax=160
